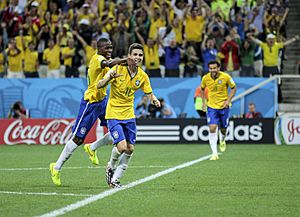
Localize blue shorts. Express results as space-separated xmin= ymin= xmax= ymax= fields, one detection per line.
xmin=207 ymin=107 xmax=230 ymax=129
xmin=108 ymin=119 xmax=137 ymax=145
xmin=72 ymin=97 xmax=108 ymax=139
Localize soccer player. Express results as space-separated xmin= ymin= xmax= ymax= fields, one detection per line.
xmin=200 ymin=60 xmax=236 ymax=160
xmin=97 ymin=43 xmax=161 ymax=188
xmin=49 ymin=38 xmax=127 ymax=186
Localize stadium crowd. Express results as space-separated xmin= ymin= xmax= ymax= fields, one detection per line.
xmin=0 ymin=0 xmax=295 ymax=79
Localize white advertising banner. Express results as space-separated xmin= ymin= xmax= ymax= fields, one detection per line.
xmin=275 ymin=113 xmax=300 ymax=145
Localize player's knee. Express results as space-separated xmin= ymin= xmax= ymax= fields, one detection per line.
xmin=116 ymin=140 xmax=127 ymax=153
xmin=126 ymin=144 xmax=134 ymax=154
xmin=73 ymin=136 xmax=83 ymax=146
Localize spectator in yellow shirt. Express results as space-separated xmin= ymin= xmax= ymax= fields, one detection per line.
xmin=6 ymin=38 xmax=23 ymax=78
xmin=73 ymin=31 xmax=97 ymax=76
xmin=184 ymin=5 xmax=206 ymax=58
xmin=23 ymin=41 xmax=39 ymax=78
xmin=249 ymin=33 xmax=299 ymax=77
xmin=43 ymin=36 xmax=61 ymax=78
xmin=61 ymin=38 xmax=79 ymax=78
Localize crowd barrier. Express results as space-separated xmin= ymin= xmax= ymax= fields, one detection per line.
xmin=0 ymin=78 xmax=277 ymax=118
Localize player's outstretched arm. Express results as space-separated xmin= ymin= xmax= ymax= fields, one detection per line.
xmin=147 ymin=93 xmax=161 ymax=108
xmin=224 ymin=86 xmax=237 ymax=108
xmin=102 ymin=58 xmax=127 ymax=68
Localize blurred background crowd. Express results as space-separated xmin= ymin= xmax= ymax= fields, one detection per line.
xmin=0 ymin=0 xmax=294 ymax=79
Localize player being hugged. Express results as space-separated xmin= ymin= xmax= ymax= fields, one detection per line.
xmin=97 ymin=43 xmax=160 ymax=188
xmin=200 ymin=60 xmax=236 ymax=160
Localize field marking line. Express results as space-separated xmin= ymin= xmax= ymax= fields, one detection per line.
xmin=37 ymin=154 xmax=212 ymax=217
xmin=0 ymin=191 xmax=94 ymax=197
xmin=0 ymin=165 xmax=169 ymax=171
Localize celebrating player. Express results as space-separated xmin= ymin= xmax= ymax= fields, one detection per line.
xmin=97 ymin=43 xmax=161 ymax=188
xmin=49 ymin=38 xmax=127 ymax=186
xmin=200 ymin=60 xmax=236 ymax=160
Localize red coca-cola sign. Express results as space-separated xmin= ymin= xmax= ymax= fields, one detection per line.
xmin=0 ymin=119 xmax=97 ymax=145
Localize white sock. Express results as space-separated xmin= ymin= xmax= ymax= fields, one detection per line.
xmin=209 ymin=132 xmax=218 ymax=155
xmin=54 ymin=140 xmax=78 ymax=171
xmin=108 ymin=146 xmax=121 ymax=169
xmin=90 ymin=133 xmax=113 ymax=151
xmin=112 ymin=153 xmax=132 ymax=182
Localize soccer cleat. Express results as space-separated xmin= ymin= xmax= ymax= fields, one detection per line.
xmin=49 ymin=163 xmax=61 ymax=186
xmin=105 ymin=166 xmax=115 ymax=186
xmin=209 ymin=155 xmax=219 ymax=161
xmin=110 ymin=179 xmax=122 ymax=188
xmin=84 ymin=144 xmax=99 ymax=165
xmin=219 ymin=140 xmax=226 ymax=152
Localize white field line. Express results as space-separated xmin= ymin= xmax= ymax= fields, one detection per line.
xmin=0 ymin=191 xmax=94 ymax=197
xmin=0 ymin=165 xmax=169 ymax=171
xmin=37 ymin=154 xmax=212 ymax=217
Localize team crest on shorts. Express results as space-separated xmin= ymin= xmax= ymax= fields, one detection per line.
xmin=113 ymin=131 xmax=119 ymax=139
xmin=80 ymin=127 xmax=87 ymax=135
xmin=218 ymin=80 xmax=222 ymax=84
xmin=135 ymin=80 xmax=140 ymax=86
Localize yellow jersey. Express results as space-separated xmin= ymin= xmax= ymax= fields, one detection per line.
xmin=61 ymin=47 xmax=75 ymax=67
xmin=259 ymin=42 xmax=284 ymax=67
xmin=143 ymin=44 xmax=160 ymax=69
xmin=43 ymin=45 xmax=60 ymax=70
xmin=84 ymin=54 xmax=109 ymax=103
xmin=6 ymin=49 xmax=23 ymax=72
xmin=201 ymin=71 xmax=236 ymax=109
xmin=185 ymin=15 xmax=205 ymax=42
xmin=105 ymin=65 xmax=153 ymax=120
xmin=24 ymin=49 xmax=38 ymax=72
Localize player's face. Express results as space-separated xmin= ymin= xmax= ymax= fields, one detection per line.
xmin=208 ymin=63 xmax=220 ymax=78
xmin=99 ymin=41 xmax=113 ymax=59
xmin=128 ymin=49 xmax=144 ymax=65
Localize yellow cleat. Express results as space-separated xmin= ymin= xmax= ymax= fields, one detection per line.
xmin=84 ymin=144 xmax=99 ymax=165
xmin=220 ymin=140 xmax=226 ymax=152
xmin=209 ymin=155 xmax=219 ymax=161
xmin=49 ymin=163 xmax=61 ymax=186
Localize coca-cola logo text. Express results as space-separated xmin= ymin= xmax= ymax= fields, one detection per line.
xmin=4 ymin=120 xmax=74 ymax=145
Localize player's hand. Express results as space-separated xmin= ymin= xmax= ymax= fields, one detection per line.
xmin=153 ymin=99 xmax=161 ymax=108
xmin=127 ymin=57 xmax=136 ymax=67
xmin=109 ymin=65 xmax=123 ymax=78
xmin=223 ymin=100 xmax=230 ymax=108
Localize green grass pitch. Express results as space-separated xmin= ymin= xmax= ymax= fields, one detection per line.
xmin=0 ymin=144 xmax=299 ymax=217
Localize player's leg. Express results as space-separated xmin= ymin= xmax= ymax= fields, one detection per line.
xmin=105 ymin=120 xmax=127 ymax=186
xmin=111 ymin=119 xmax=136 ymax=187
xmin=207 ymin=107 xmax=219 ymax=160
xmin=84 ymin=97 xmax=113 ymax=165
xmin=219 ymin=108 xmax=230 ymax=152
xmin=50 ymin=99 xmax=100 ymax=186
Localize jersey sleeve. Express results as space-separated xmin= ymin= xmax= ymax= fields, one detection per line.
xmin=141 ymin=73 xmax=152 ymax=94
xmin=227 ymin=75 xmax=236 ymax=88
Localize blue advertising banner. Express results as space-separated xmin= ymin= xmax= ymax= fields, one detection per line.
xmin=0 ymin=78 xmax=277 ymax=118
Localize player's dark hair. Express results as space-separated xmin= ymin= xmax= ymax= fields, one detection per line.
xmin=97 ymin=38 xmax=110 ymax=47
xmin=208 ymin=60 xmax=220 ymax=67
xmin=128 ymin=43 xmax=143 ymax=54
